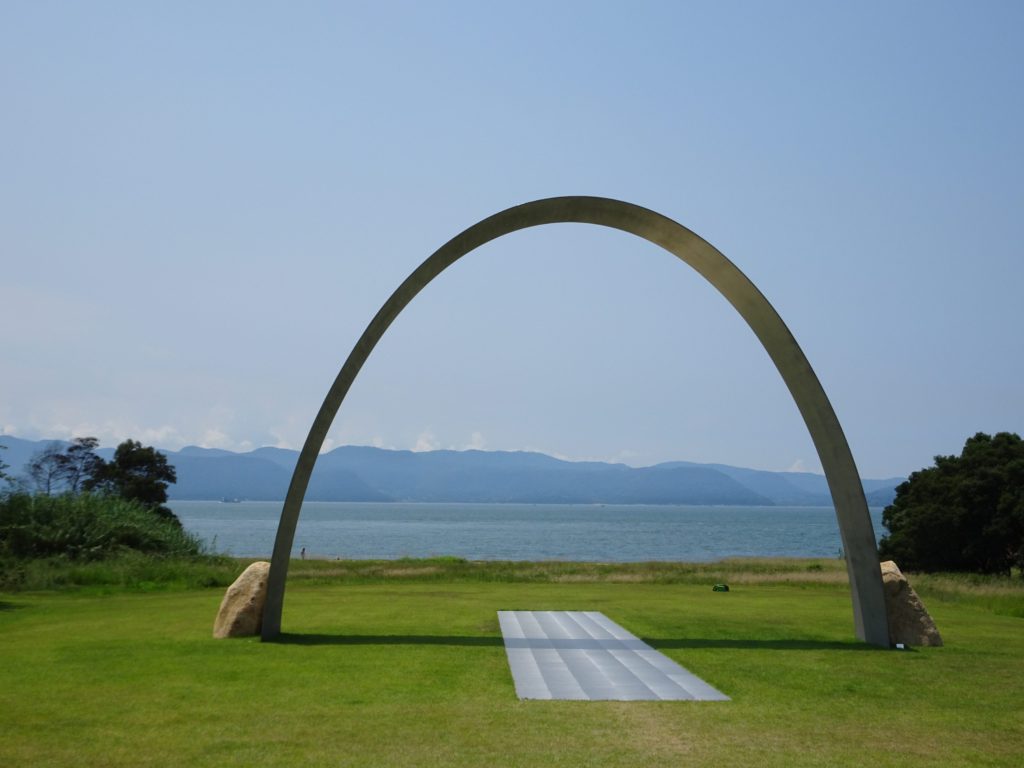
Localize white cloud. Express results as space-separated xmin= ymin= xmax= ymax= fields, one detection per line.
xmin=19 ymin=417 xmax=189 ymax=450
xmin=413 ymin=430 xmax=439 ymax=452
xmin=606 ymin=449 xmax=640 ymax=466
xmin=787 ymin=459 xmax=808 ymax=473
xmin=523 ymin=445 xmax=573 ymax=461
xmin=268 ymin=428 xmax=295 ymax=450
xmin=465 ymin=431 xmax=486 ymax=450
xmin=139 ymin=425 xmax=188 ymax=448
xmin=199 ymin=429 xmax=232 ymax=449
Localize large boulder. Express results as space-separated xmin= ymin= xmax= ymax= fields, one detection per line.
xmin=880 ymin=560 xmax=943 ymax=647
xmin=213 ymin=561 xmax=271 ymax=639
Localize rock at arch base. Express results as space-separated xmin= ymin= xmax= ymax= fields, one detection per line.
xmin=881 ymin=560 xmax=943 ymax=647
xmin=214 ymin=561 xmax=271 ymax=639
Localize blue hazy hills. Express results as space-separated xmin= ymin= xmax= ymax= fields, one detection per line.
xmin=0 ymin=436 xmax=903 ymax=507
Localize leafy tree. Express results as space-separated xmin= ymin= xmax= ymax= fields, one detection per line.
xmin=21 ymin=437 xmax=105 ymax=495
xmin=0 ymin=444 xmax=9 ymax=486
xmin=879 ymin=432 xmax=1024 ymax=576
xmin=85 ymin=440 xmax=179 ymax=524
xmin=26 ymin=443 xmax=66 ymax=495
xmin=55 ymin=437 xmax=104 ymax=493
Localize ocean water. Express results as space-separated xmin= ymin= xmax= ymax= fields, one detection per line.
xmin=169 ymin=500 xmax=887 ymax=562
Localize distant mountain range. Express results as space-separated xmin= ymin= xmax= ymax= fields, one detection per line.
xmin=0 ymin=435 xmax=904 ymax=507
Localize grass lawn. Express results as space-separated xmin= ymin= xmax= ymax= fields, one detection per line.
xmin=1 ymin=560 xmax=1022 ymax=767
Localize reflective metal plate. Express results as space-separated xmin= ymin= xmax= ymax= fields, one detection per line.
xmin=498 ymin=610 xmax=729 ymax=701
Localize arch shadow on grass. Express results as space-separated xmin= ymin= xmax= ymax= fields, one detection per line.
xmin=269 ymin=632 xmax=889 ymax=651
xmin=272 ymin=633 xmax=503 ymax=647
xmin=643 ymin=637 xmax=891 ymax=652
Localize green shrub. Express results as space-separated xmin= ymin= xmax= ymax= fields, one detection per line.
xmin=0 ymin=492 xmax=204 ymax=562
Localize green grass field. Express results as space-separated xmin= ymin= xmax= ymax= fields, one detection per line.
xmin=2 ymin=559 xmax=1022 ymax=767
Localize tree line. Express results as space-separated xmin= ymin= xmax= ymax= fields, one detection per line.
xmin=6 ymin=437 xmax=178 ymax=523
xmin=879 ymin=432 xmax=1023 ymax=577
xmin=0 ymin=437 xmax=200 ymax=569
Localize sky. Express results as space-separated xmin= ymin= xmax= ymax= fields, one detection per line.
xmin=2 ymin=1 xmax=1022 ymax=479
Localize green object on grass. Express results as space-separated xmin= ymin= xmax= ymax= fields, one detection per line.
xmin=713 ymin=583 xmax=730 ymax=592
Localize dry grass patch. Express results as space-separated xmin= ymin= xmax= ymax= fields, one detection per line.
xmin=283 ymin=555 xmax=856 ymax=586
xmin=724 ymin=570 xmax=851 ymax=585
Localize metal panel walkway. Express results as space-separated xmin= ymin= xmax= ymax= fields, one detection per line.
xmin=498 ymin=610 xmax=729 ymax=701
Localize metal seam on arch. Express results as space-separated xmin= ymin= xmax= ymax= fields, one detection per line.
xmin=260 ymin=196 xmax=890 ymax=647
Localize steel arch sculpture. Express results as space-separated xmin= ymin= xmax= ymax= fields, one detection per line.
xmin=262 ymin=196 xmax=890 ymax=646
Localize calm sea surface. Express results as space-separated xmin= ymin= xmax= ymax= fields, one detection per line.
xmin=169 ymin=501 xmax=887 ymax=562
